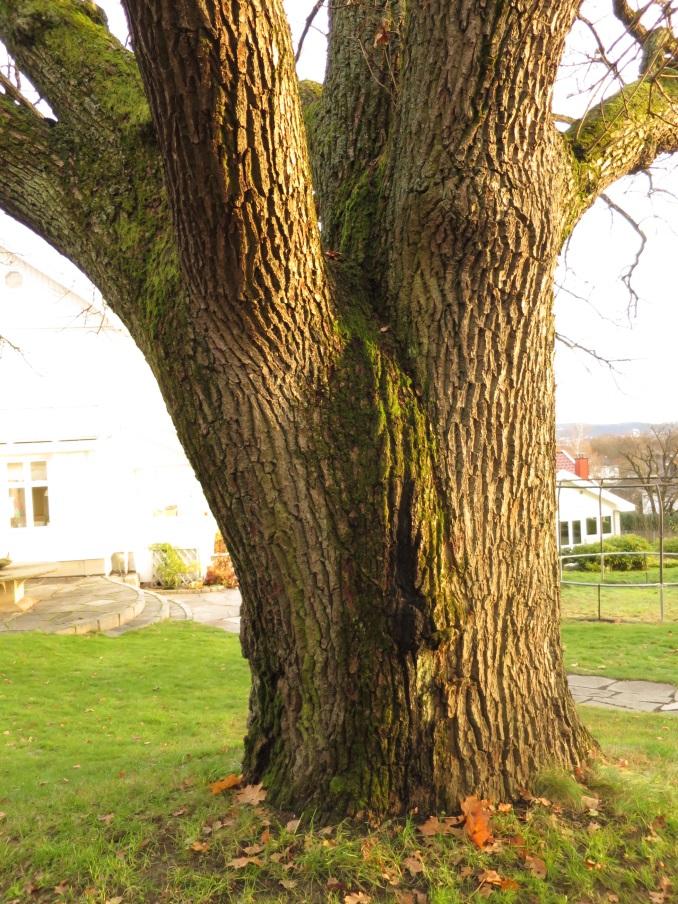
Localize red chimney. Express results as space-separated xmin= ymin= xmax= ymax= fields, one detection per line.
xmin=574 ymin=455 xmax=589 ymax=479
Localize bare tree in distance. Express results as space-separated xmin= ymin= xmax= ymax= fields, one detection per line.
xmin=3 ymin=0 xmax=678 ymax=818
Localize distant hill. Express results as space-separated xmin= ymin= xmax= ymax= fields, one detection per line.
xmin=557 ymin=423 xmax=654 ymax=439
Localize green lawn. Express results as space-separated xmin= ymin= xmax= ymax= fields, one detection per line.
xmin=561 ymin=569 xmax=678 ymax=621
xmin=562 ymin=622 xmax=678 ymax=685
xmin=1 ymin=624 xmax=676 ymax=903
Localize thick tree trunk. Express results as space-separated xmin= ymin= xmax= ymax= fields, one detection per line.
xmin=0 ymin=0 xmax=599 ymax=820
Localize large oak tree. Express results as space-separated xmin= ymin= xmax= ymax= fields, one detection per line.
xmin=1 ymin=0 xmax=677 ymax=818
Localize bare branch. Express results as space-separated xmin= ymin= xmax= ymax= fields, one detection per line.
xmin=0 ymin=69 xmax=44 ymax=118
xmin=600 ymin=192 xmax=648 ymax=317
xmin=612 ymin=0 xmax=652 ymax=45
xmin=296 ymin=0 xmax=325 ymax=63
xmin=555 ymin=331 xmax=631 ymax=372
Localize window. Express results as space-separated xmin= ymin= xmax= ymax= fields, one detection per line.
xmin=601 ymin=515 xmax=612 ymax=534
xmin=572 ymin=521 xmax=582 ymax=544
xmin=559 ymin=521 xmax=570 ymax=546
xmin=586 ymin=517 xmax=597 ymax=536
xmin=7 ymin=461 xmax=49 ymax=528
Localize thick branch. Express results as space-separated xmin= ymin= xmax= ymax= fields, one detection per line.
xmin=563 ymin=73 xmax=678 ymax=233
xmin=312 ymin=0 xmax=399 ymax=264
xmin=0 ymin=0 xmax=147 ymax=133
xmin=0 ymin=92 xmax=74 ymax=254
xmin=612 ymin=0 xmax=651 ymax=45
xmin=121 ymin=0 xmax=333 ymax=377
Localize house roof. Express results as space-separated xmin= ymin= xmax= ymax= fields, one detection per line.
xmin=556 ymin=450 xmax=577 ymax=473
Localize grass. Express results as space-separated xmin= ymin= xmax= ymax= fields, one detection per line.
xmin=1 ymin=623 xmax=676 ymax=903
xmin=561 ymin=569 xmax=678 ymax=621
xmin=562 ymin=622 xmax=678 ymax=685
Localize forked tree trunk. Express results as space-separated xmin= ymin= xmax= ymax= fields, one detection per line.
xmin=0 ymin=0 xmax=598 ymax=819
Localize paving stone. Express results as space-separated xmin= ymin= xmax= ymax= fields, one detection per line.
xmin=659 ymin=701 xmax=678 ymax=712
xmin=606 ymin=681 xmax=676 ymax=702
xmin=567 ymin=674 xmax=615 ymax=689
xmin=605 ymin=694 xmax=662 ymax=712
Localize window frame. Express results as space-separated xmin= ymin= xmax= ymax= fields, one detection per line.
xmin=6 ymin=460 xmax=50 ymax=529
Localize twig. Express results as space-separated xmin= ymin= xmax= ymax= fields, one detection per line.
xmin=296 ymin=0 xmax=325 ymax=63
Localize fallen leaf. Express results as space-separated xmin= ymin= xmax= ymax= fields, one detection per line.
xmin=243 ymin=843 xmax=264 ymax=855
xmin=607 ymin=895 xmax=619 ymax=903
xmin=190 ymin=841 xmax=210 ymax=853
xmin=344 ymin=893 xmax=372 ymax=904
xmin=260 ymin=828 xmax=271 ymax=844
xmin=394 ymin=892 xmax=428 ymax=904
xmin=0 ymin=812 xmax=6 ymax=821
xmin=403 ymin=854 xmax=425 ymax=877
xmin=235 ymin=783 xmax=267 ymax=806
xmin=478 ymin=869 xmax=503 ymax=886
xmin=279 ymin=879 xmax=298 ymax=890
xmin=286 ymin=818 xmax=301 ymax=832
xmin=461 ymin=796 xmax=493 ymax=848
xmin=97 ymin=813 xmax=114 ymax=824
xmin=587 ymin=821 xmax=601 ymax=834
xmin=172 ymin=806 xmax=188 ymax=817
xmin=105 ymin=898 xmax=123 ymax=904
xmin=209 ymin=773 xmax=242 ymax=795
xmin=418 ymin=815 xmax=463 ymax=836
xmin=585 ymin=859 xmax=602 ymax=871
xmin=524 ymin=854 xmax=547 ymax=879
xmin=460 ymin=865 xmax=474 ymax=878
xmin=228 ymin=856 xmax=262 ymax=869
xmin=497 ymin=802 xmax=512 ymax=813
xmin=581 ymin=795 xmax=600 ymax=811
xmin=53 ymin=882 xmax=68 ymax=896
xmin=501 ymin=878 xmax=520 ymax=891
xmin=327 ymin=877 xmax=346 ymax=892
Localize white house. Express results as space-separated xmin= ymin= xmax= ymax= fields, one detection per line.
xmin=556 ymin=450 xmax=635 ymax=548
xmin=0 ymin=241 xmax=218 ymax=582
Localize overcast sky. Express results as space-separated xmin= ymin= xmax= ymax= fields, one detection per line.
xmin=2 ymin=0 xmax=678 ymax=427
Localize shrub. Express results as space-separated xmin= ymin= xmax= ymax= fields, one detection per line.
xmin=562 ymin=534 xmax=652 ymax=571
xmin=204 ymin=551 xmax=239 ymax=588
xmin=150 ymin=543 xmax=198 ymax=589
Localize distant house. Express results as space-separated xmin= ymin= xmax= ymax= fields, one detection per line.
xmin=0 ymin=243 xmax=218 ymax=582
xmin=556 ymin=450 xmax=635 ymax=548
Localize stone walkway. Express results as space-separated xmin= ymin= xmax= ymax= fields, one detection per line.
xmin=0 ymin=575 xmax=143 ymax=635
xmin=1 ymin=578 xmax=676 ymax=714
xmin=568 ymin=674 xmax=678 ymax=713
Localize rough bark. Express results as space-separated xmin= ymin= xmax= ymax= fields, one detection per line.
xmin=4 ymin=0 xmax=678 ymax=818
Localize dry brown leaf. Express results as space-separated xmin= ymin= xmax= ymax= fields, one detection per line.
xmin=53 ymin=882 xmax=68 ymax=895
xmin=235 ymin=783 xmax=267 ymax=806
xmin=0 ymin=812 xmax=6 ymax=821
xmin=228 ymin=856 xmax=262 ymax=869
xmin=524 ymin=854 xmax=547 ymax=879
xmin=501 ymin=878 xmax=520 ymax=891
xmin=478 ymin=869 xmax=503 ymax=886
xmin=478 ymin=886 xmax=493 ymax=898
xmin=394 ymin=892 xmax=428 ymax=904
xmin=97 ymin=813 xmax=114 ymax=824
xmin=279 ymin=879 xmax=298 ymax=890
xmin=172 ymin=806 xmax=188 ymax=817
xmin=403 ymin=854 xmax=425 ymax=877
xmin=581 ymin=795 xmax=600 ymax=811
xmin=460 ymin=865 xmax=473 ymax=878
xmin=461 ymin=796 xmax=493 ymax=848
xmin=209 ymin=773 xmax=242 ymax=795
xmin=344 ymin=893 xmax=372 ymax=904
xmin=418 ymin=815 xmax=462 ymax=836
xmin=497 ymin=803 xmax=512 ymax=813
xmin=260 ymin=828 xmax=272 ymax=844
xmin=105 ymin=898 xmax=123 ymax=904
xmin=243 ymin=843 xmax=264 ymax=856
xmin=285 ymin=818 xmax=301 ymax=832
xmin=190 ymin=841 xmax=210 ymax=853
xmin=607 ymin=895 xmax=620 ymax=903
xmin=327 ymin=877 xmax=346 ymax=892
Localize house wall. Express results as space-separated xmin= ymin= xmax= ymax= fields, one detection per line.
xmin=0 ymin=246 xmax=219 ymax=580
xmin=556 ymin=485 xmax=621 ymax=547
